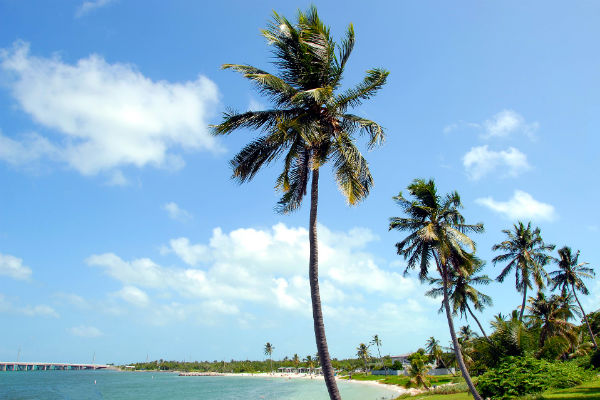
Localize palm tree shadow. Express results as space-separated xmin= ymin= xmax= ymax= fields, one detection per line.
xmin=546 ymin=386 xmax=600 ymax=399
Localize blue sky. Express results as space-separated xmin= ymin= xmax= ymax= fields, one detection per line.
xmin=0 ymin=0 xmax=599 ymax=364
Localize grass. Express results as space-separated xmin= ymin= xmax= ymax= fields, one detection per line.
xmin=541 ymin=379 xmax=600 ymax=399
xmin=390 ymin=378 xmax=600 ymax=400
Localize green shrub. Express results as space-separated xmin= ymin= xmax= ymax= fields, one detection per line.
xmin=590 ymin=349 xmax=600 ymax=369
xmin=475 ymin=356 xmax=592 ymax=399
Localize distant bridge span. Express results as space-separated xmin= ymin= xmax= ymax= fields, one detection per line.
xmin=0 ymin=362 xmax=108 ymax=371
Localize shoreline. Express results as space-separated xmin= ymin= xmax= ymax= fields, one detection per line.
xmin=180 ymin=371 xmax=419 ymax=396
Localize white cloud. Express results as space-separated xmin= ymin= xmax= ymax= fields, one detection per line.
xmin=113 ymin=286 xmax=150 ymax=307
xmin=75 ymin=0 xmax=115 ymax=18
xmin=88 ymin=223 xmax=419 ymax=323
xmin=463 ymin=145 xmax=530 ymax=180
xmin=163 ymin=202 xmax=192 ymax=222
xmin=0 ymin=131 xmax=58 ymax=166
xmin=444 ymin=110 xmax=538 ymax=140
xmin=0 ymin=41 xmax=220 ymax=176
xmin=0 ymin=253 xmax=32 ymax=280
xmin=68 ymin=325 xmax=103 ymax=338
xmin=162 ymin=237 xmax=208 ymax=265
xmin=106 ymin=170 xmax=128 ymax=186
xmin=53 ymin=292 xmax=90 ymax=309
xmin=476 ymin=190 xmax=556 ymax=221
xmin=482 ymin=110 xmax=538 ymax=139
xmin=0 ymin=294 xmax=59 ymax=317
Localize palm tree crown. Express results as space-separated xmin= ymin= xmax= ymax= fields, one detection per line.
xmin=212 ymin=6 xmax=389 ymax=213
xmin=426 ymin=255 xmax=493 ymax=339
xmin=550 ymin=247 xmax=595 ymax=295
xmin=526 ymin=291 xmax=578 ymax=347
xmin=492 ymin=221 xmax=555 ymax=321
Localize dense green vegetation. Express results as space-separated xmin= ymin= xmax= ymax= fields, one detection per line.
xmin=476 ymin=357 xmax=593 ymax=399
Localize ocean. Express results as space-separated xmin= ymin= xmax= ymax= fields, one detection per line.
xmin=0 ymin=370 xmax=399 ymax=400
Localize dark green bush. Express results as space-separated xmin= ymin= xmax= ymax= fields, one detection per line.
xmin=475 ymin=356 xmax=592 ymax=399
xmin=590 ymin=349 xmax=600 ymax=369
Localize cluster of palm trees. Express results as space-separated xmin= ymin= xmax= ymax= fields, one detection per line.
xmin=390 ymin=179 xmax=596 ymax=399
xmin=214 ymin=6 xmax=595 ymax=400
xmin=355 ymin=334 xmax=387 ymax=374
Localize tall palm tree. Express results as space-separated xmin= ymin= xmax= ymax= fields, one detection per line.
xmin=356 ymin=343 xmax=371 ymax=373
xmin=550 ymin=246 xmax=597 ymax=348
xmin=264 ymin=342 xmax=274 ymax=373
xmin=389 ymin=178 xmax=484 ymax=400
xmin=292 ymin=353 xmax=300 ymax=369
xmin=370 ymin=334 xmax=386 ymax=374
xmin=526 ymin=291 xmax=578 ymax=347
xmin=212 ymin=8 xmax=388 ymax=400
xmin=492 ymin=222 xmax=555 ymax=322
xmin=426 ymin=257 xmax=493 ymax=341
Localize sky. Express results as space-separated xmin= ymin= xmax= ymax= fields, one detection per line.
xmin=0 ymin=1 xmax=599 ymax=365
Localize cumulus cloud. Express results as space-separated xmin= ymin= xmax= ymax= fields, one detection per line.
xmin=463 ymin=145 xmax=530 ymax=180
xmin=0 ymin=253 xmax=32 ymax=280
xmin=163 ymin=202 xmax=193 ymax=222
xmin=0 ymin=294 xmax=59 ymax=317
xmin=476 ymin=190 xmax=556 ymax=221
xmin=444 ymin=110 xmax=538 ymax=140
xmin=482 ymin=110 xmax=538 ymax=139
xmin=0 ymin=41 xmax=220 ymax=176
xmin=113 ymin=286 xmax=150 ymax=307
xmin=68 ymin=325 xmax=103 ymax=338
xmin=88 ymin=223 xmax=419 ymax=323
xmin=75 ymin=0 xmax=115 ymax=18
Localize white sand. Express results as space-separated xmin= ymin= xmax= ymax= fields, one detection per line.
xmin=220 ymin=372 xmax=421 ymax=396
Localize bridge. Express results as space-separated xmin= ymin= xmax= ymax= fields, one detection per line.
xmin=0 ymin=362 xmax=109 ymax=371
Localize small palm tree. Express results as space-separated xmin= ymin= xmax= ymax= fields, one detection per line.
xmin=426 ymin=256 xmax=493 ymax=341
xmin=213 ymin=8 xmax=388 ymax=400
xmin=550 ymin=246 xmax=597 ymax=348
xmin=389 ymin=178 xmax=484 ymax=400
xmin=492 ymin=222 xmax=555 ymax=322
xmin=264 ymin=342 xmax=274 ymax=373
xmin=370 ymin=334 xmax=386 ymax=375
xmin=356 ymin=343 xmax=371 ymax=373
xmin=425 ymin=337 xmax=446 ymax=368
xmin=458 ymin=325 xmax=478 ymax=344
xmin=490 ymin=310 xmax=535 ymax=357
xmin=527 ymin=291 xmax=578 ymax=348
xmin=304 ymin=355 xmax=315 ymax=374
xmin=407 ymin=352 xmax=431 ymax=389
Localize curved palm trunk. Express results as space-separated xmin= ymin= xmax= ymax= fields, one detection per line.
xmin=377 ymin=347 xmax=387 ymax=376
xmin=572 ymin=284 xmax=598 ymax=349
xmin=465 ymin=303 xmax=491 ymax=343
xmin=519 ymin=284 xmax=528 ymax=322
xmin=441 ymin=263 xmax=482 ymax=400
xmin=309 ymin=169 xmax=342 ymax=400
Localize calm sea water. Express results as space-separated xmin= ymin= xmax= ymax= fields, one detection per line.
xmin=0 ymin=370 xmax=398 ymax=400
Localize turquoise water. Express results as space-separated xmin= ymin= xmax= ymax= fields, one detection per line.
xmin=0 ymin=370 xmax=398 ymax=400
